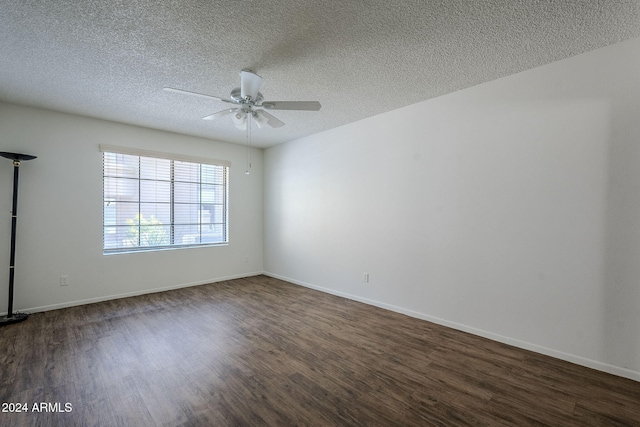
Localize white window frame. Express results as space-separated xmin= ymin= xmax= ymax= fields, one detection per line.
xmin=100 ymin=145 xmax=230 ymax=254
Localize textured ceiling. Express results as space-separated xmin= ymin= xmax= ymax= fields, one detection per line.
xmin=1 ymin=0 xmax=640 ymax=148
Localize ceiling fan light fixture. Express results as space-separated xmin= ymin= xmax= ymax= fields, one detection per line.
xmin=231 ymin=109 xmax=247 ymax=129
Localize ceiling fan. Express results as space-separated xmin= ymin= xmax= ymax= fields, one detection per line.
xmin=164 ymin=70 xmax=321 ymax=129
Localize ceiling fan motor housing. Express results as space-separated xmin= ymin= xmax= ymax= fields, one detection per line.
xmin=230 ymin=87 xmax=263 ymax=104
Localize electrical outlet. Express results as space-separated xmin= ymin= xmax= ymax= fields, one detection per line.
xmin=363 ymin=273 xmax=369 ymax=283
xmin=60 ymin=275 xmax=69 ymax=286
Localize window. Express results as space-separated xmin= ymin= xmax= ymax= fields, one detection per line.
xmin=101 ymin=145 xmax=229 ymax=254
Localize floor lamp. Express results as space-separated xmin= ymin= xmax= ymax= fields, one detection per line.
xmin=0 ymin=152 xmax=36 ymax=326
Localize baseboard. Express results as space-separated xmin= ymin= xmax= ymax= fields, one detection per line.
xmin=5 ymin=271 xmax=265 ymax=315
xmin=263 ymin=271 xmax=640 ymax=383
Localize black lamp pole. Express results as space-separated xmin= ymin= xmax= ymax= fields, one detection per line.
xmin=0 ymin=152 xmax=36 ymax=326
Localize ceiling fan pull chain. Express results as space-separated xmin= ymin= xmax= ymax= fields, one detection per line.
xmin=246 ymin=111 xmax=252 ymax=175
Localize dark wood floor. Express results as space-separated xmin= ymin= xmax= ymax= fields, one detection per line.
xmin=1 ymin=275 xmax=639 ymax=426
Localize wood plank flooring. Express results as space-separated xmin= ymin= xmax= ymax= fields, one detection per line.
xmin=1 ymin=275 xmax=639 ymax=426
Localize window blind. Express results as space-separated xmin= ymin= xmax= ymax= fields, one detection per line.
xmin=101 ymin=146 xmax=229 ymax=253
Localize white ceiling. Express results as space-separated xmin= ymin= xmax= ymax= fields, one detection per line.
xmin=1 ymin=0 xmax=640 ymax=148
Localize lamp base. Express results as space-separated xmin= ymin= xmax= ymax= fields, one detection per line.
xmin=0 ymin=312 xmax=29 ymax=326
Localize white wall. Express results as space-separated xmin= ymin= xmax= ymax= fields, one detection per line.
xmin=264 ymin=37 xmax=640 ymax=380
xmin=0 ymin=103 xmax=263 ymax=312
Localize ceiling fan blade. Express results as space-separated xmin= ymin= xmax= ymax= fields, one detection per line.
xmin=202 ymin=108 xmax=238 ymax=120
xmin=260 ymin=101 xmax=321 ymax=111
xmin=163 ymin=87 xmax=236 ymax=104
xmin=240 ymin=70 xmax=262 ymax=101
xmin=253 ymin=110 xmax=284 ymax=128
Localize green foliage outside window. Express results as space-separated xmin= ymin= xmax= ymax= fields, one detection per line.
xmin=125 ymin=214 xmax=170 ymax=247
